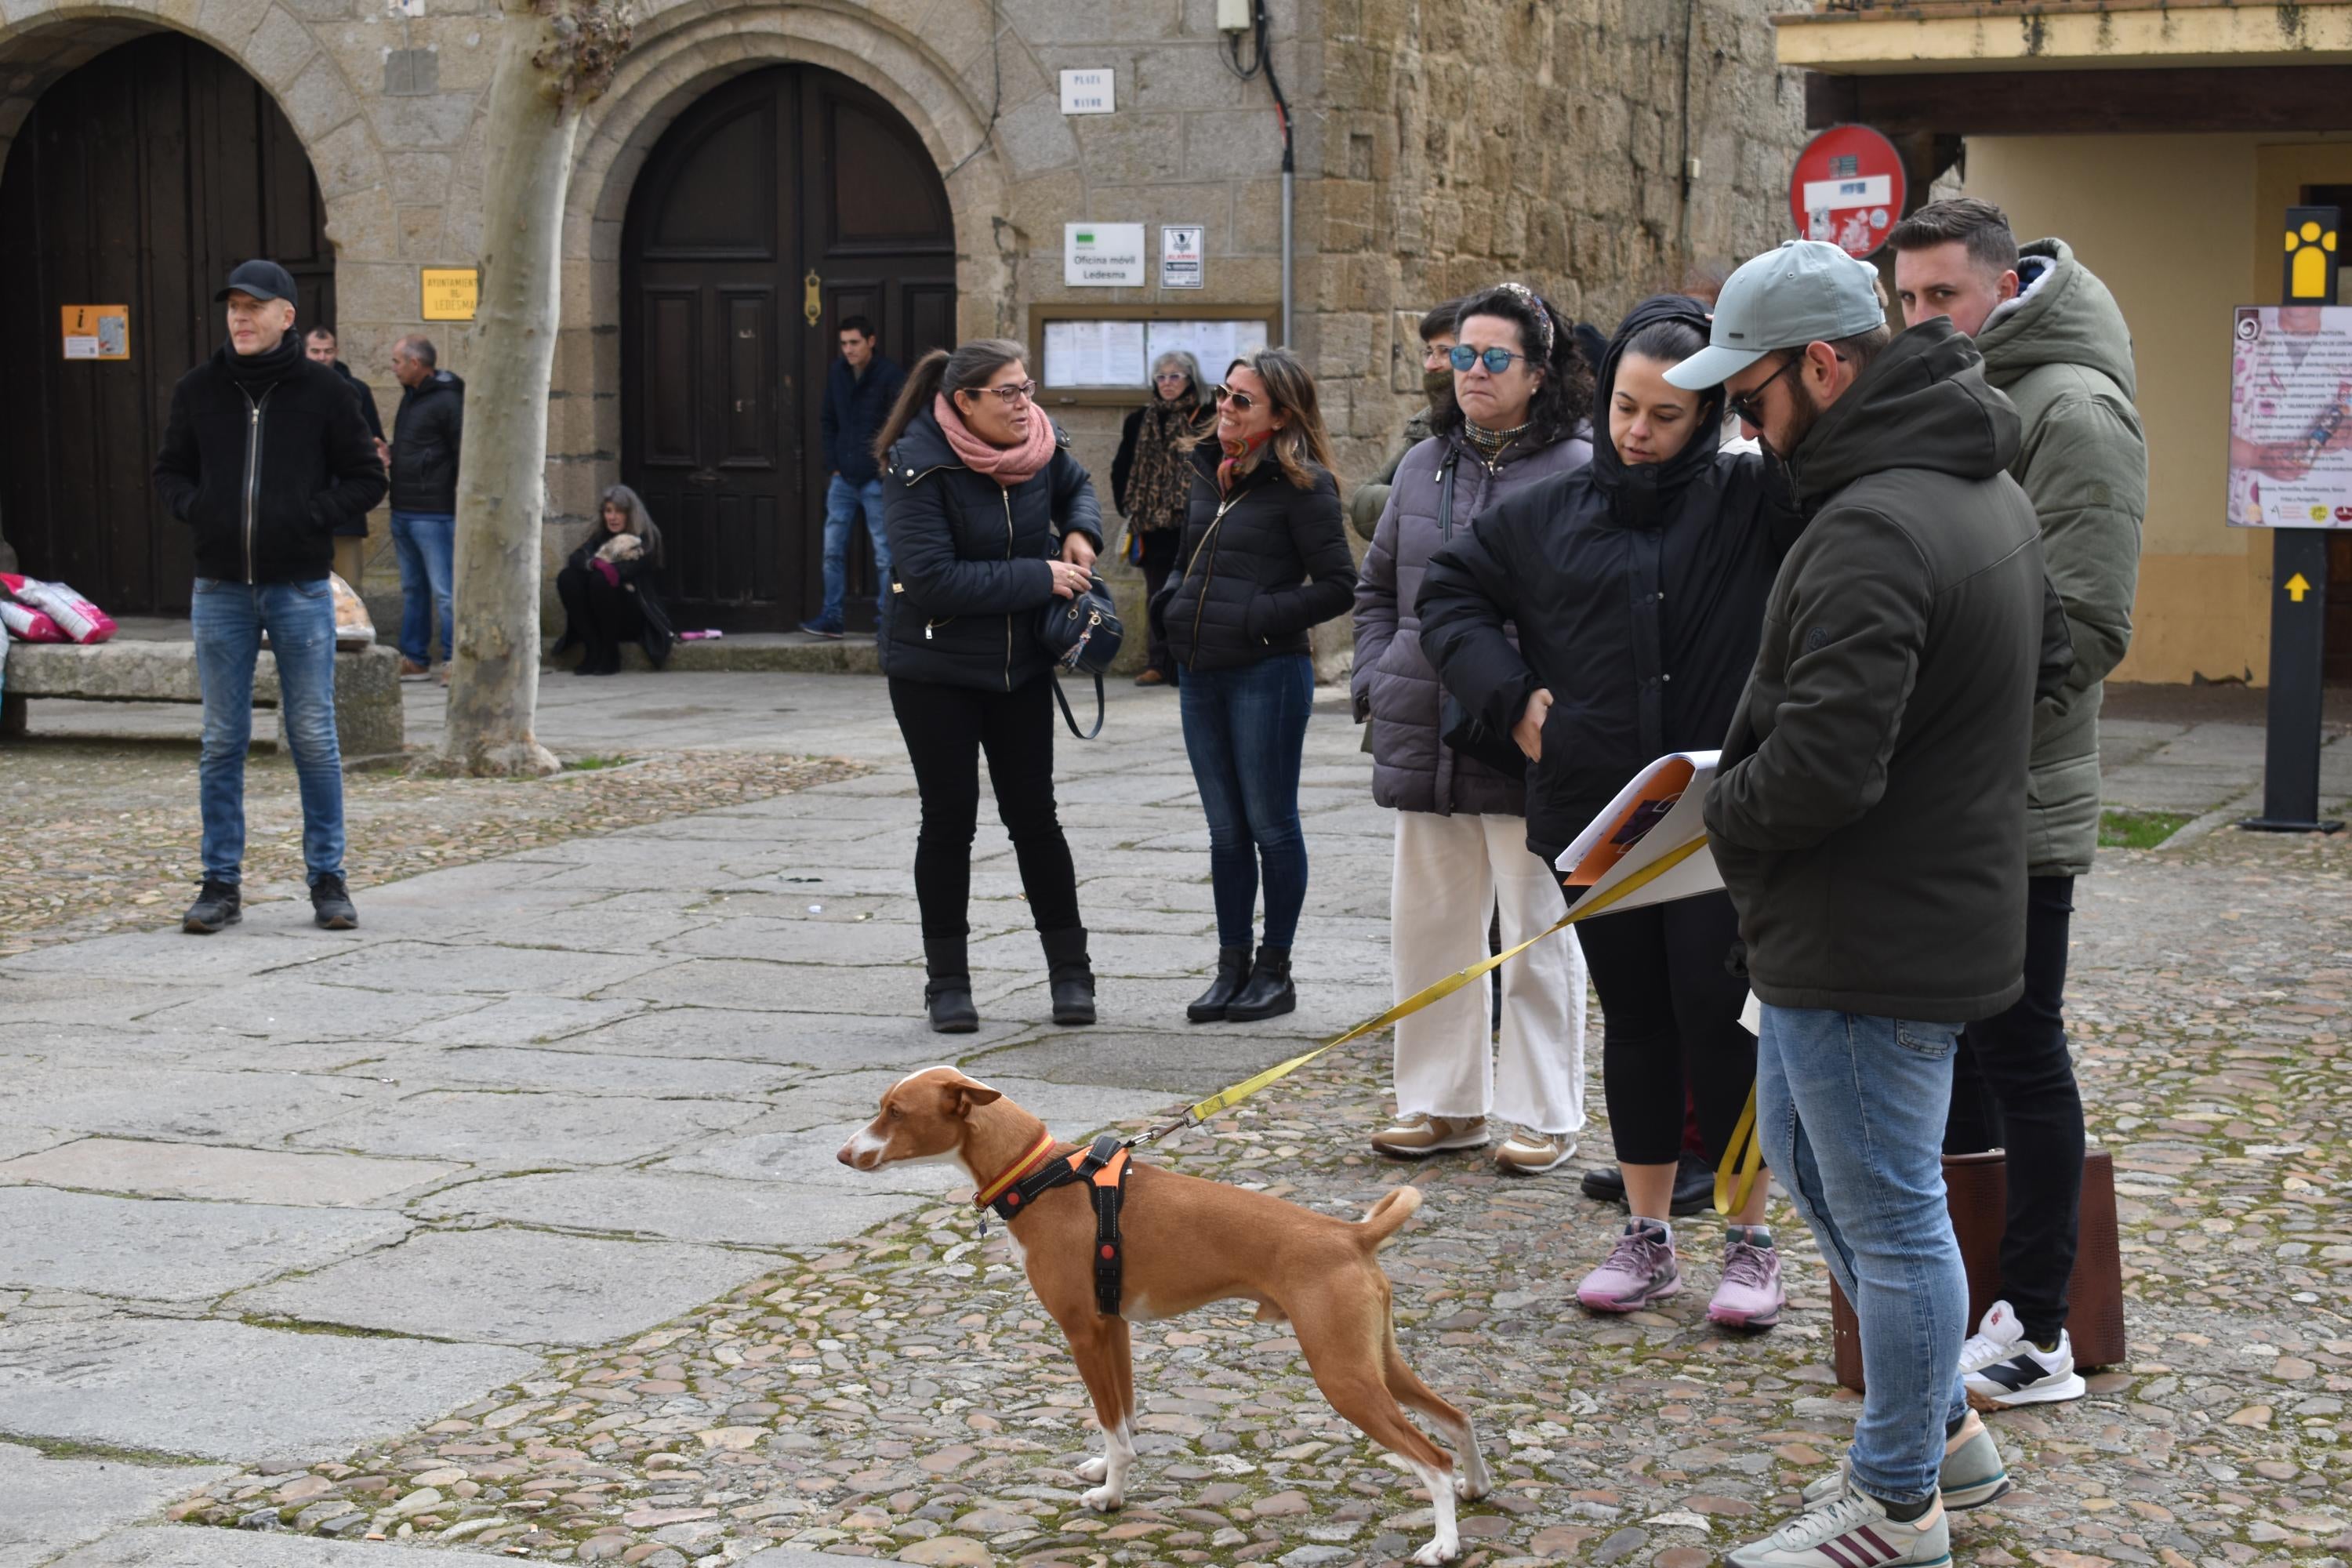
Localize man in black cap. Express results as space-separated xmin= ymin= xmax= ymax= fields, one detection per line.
xmin=154 ymin=259 xmax=388 ymax=935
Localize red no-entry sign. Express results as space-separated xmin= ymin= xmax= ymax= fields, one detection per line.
xmin=1789 ymin=125 xmax=1908 ymax=260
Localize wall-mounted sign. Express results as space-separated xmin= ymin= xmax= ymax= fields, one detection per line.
xmin=1787 ymin=124 xmax=1907 ymax=260
xmin=2228 ymin=304 xmax=2352 ymax=530
xmin=420 ymin=267 xmax=479 ymax=321
xmin=1064 ymin=223 xmax=1146 ymax=287
xmin=60 ymin=305 xmax=129 ymax=361
xmin=1160 ymin=224 xmax=1204 ymax=290
xmin=1059 ymin=69 xmax=1114 ymax=115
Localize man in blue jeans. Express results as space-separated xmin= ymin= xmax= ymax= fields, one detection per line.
xmin=154 ymin=260 xmax=387 ymax=933
xmin=801 ymin=315 xmax=904 ymax=637
xmin=1674 ymin=243 xmax=2072 ymax=1567
xmin=387 ymin=335 xmax=465 ymax=678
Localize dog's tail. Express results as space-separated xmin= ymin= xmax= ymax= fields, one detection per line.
xmin=1355 ymin=1184 xmax=1424 ymax=1250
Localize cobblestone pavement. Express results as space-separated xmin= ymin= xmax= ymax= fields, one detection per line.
xmin=5 ymin=673 xmax=2350 ymax=1568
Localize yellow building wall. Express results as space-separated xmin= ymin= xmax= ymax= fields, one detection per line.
xmin=1962 ymin=134 xmax=2352 ymax=684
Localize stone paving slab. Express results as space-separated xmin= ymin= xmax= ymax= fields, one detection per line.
xmin=0 ymin=928 xmax=371 ymax=985
xmin=0 ymin=1188 xmax=411 ymax=1302
xmin=387 ymin=995 xmax=647 ymax=1047
xmin=290 ymin=1090 xmax=764 ymax=1168
xmin=370 ymin=1044 xmax=801 ymax=1098
xmin=0 ymin=1066 xmax=387 ymax=1145
xmin=653 ymin=916 xmax=930 ymax=967
xmin=0 ymin=1139 xmax=459 ymax=1207
xmin=130 ymin=981 xmax=490 ymax=1043
xmin=544 ymin=1007 xmax=1025 ymax=1068
xmin=0 ymin=1127 xmax=70 ymax=1163
xmin=412 ymin=1171 xmax=924 ymax=1248
xmin=230 ymin=1228 xmax=775 ymax=1347
xmin=0 ymin=1318 xmax=539 ymax=1462
xmin=289 ymin=940 xmax=681 ymax=1001
xmin=0 ymin=1445 xmax=234 ymax=1568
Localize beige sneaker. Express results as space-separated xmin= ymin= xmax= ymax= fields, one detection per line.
xmin=1370 ymin=1114 xmax=1490 ymax=1158
xmin=1494 ymin=1129 xmax=1577 ymax=1174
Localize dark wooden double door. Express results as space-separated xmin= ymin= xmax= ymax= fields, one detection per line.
xmin=622 ymin=67 xmax=956 ymax=631
xmin=0 ymin=34 xmax=335 ymax=615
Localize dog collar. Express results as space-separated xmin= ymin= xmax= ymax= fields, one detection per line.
xmin=972 ymin=1130 xmax=1058 ymax=1210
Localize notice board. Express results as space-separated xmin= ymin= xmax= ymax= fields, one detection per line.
xmin=2230 ymin=304 xmax=2352 ymax=528
xmin=1030 ymin=303 xmax=1279 ymax=407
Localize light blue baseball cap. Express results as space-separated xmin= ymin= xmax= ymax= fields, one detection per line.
xmin=1665 ymin=240 xmax=1886 ymax=389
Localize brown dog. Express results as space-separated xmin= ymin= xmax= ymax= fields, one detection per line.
xmin=837 ymin=1065 xmax=1490 ymax=1564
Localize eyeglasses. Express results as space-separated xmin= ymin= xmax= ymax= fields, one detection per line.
xmin=1448 ymin=344 xmax=1530 ymax=375
xmin=1154 ymin=371 xmax=1191 ymax=385
xmin=1210 ymin=385 xmax=1258 ymax=412
xmin=1422 ymin=343 xmax=1455 ymax=369
xmin=1726 ymin=354 xmax=1800 ymax=426
xmin=967 ymin=379 xmax=1038 ymax=405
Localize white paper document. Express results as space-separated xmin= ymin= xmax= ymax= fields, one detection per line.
xmin=1553 ymin=750 xmax=1725 ymax=916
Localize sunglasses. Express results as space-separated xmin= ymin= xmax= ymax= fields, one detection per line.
xmin=1726 ymin=354 xmax=1800 ymax=426
xmin=1154 ymin=371 xmax=1191 ymax=384
xmin=964 ymin=379 xmax=1038 ymax=406
xmin=1448 ymin=344 xmax=1530 ymax=375
xmin=1210 ymin=385 xmax=1258 ymax=412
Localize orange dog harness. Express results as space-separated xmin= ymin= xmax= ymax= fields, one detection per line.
xmin=976 ymin=1133 xmax=1133 ymax=1315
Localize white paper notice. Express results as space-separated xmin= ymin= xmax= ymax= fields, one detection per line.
xmin=1043 ymin=321 xmax=1076 ymax=389
xmin=1069 ymin=321 xmax=1105 ymax=387
xmin=1101 ymin=321 xmax=1147 ymax=387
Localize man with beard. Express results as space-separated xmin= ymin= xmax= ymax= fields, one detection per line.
xmin=1666 ymin=240 xmax=2069 ymax=1568
xmin=1348 ymin=299 xmax=1464 ymax=541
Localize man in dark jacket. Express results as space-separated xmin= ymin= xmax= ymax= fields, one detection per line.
xmin=804 ymin=316 xmax=906 ymax=637
xmin=1892 ymin=200 xmax=2144 ymax=1410
xmin=304 ymin=328 xmax=385 ymax=445
xmin=1670 ymin=241 xmax=2067 ymax=1568
xmin=154 ymin=259 xmax=387 ymax=936
xmin=387 ymin=336 xmax=464 ymax=677
xmin=1345 ymin=299 xmax=1462 ymax=542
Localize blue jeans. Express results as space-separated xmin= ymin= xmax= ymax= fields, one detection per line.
xmin=1178 ymin=654 xmax=1314 ymax=949
xmin=191 ymin=578 xmax=345 ymax=886
xmin=1756 ymin=1004 xmax=1970 ymax=1505
xmin=819 ymin=475 xmax=891 ymax=625
xmin=388 ymin=510 xmax=456 ymax=663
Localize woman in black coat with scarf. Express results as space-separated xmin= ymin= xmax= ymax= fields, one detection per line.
xmin=553 ymin=484 xmax=676 ymax=674
xmin=876 ymin=338 xmax=1106 ymax=1034
xmin=1419 ymin=295 xmax=1802 ymax=1328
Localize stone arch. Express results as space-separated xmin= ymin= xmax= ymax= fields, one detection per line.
xmin=539 ymin=0 xmax=1017 ymax=529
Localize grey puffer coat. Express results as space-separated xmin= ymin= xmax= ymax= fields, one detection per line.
xmin=1351 ymin=426 xmax=1593 ymax=816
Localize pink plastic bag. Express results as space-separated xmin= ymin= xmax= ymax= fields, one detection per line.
xmin=0 ymin=600 xmax=67 ymax=642
xmin=0 ymin=573 xmax=116 ymax=644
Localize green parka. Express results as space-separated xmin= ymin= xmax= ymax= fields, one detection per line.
xmin=1973 ymin=238 xmax=2147 ymax=877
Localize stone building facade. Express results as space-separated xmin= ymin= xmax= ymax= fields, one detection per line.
xmin=0 ymin=0 xmax=1806 ymax=637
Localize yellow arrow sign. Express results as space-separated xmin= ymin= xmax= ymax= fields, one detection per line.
xmin=2287 ymin=572 xmax=2313 ymax=602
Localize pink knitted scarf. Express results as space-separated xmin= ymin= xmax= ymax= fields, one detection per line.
xmin=935 ymin=393 xmax=1058 ymax=486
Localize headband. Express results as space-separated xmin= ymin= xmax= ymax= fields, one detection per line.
xmin=1484 ymin=281 xmax=1556 ymax=363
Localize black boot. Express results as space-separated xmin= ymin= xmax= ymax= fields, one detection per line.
xmin=1041 ymin=927 xmax=1096 ymax=1027
xmin=1225 ymin=945 xmax=1295 ymax=1022
xmin=1186 ymin=946 xmax=1254 ymax=1024
xmin=923 ymin=938 xmax=978 ymax=1034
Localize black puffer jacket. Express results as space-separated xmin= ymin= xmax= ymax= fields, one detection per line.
xmin=1417 ymin=296 xmax=1803 ymax=864
xmin=1152 ymin=445 xmax=1356 ymax=672
xmin=554 ymin=534 xmax=677 ymax=668
xmin=153 ymin=337 xmax=389 ymax=585
xmin=878 ymin=407 xmax=1104 ymax=692
xmin=390 ymin=369 xmax=464 ymax=513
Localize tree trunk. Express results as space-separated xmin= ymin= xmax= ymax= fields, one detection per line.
xmin=437 ymin=0 xmax=630 ymax=776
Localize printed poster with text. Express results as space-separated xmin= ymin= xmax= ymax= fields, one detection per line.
xmin=2230 ymin=305 xmax=2352 ymax=529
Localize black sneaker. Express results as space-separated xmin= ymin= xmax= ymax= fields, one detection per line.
xmin=183 ymin=880 xmax=241 ymax=935
xmin=310 ymin=873 xmax=359 ymax=930
xmin=798 ymin=618 xmax=845 ymax=640
xmin=1579 ymin=1152 xmax=1719 ymax=1216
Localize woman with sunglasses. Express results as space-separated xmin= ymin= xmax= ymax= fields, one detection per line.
xmin=1152 ymin=347 xmax=1356 ymax=1023
xmin=873 ymin=338 xmax=1105 ymax=1034
xmin=1109 ymin=350 xmax=1214 ymax=686
xmin=1352 ymin=281 xmax=1596 ymax=1175
xmin=1420 ymin=295 xmax=1803 ymax=1328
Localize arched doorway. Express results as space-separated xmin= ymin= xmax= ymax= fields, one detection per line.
xmin=0 ymin=31 xmax=335 ymax=615
xmin=622 ymin=65 xmax=956 ymax=632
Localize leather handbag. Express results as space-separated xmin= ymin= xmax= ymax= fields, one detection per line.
xmin=1430 ymin=450 xmax=1528 ymax=777
xmin=1036 ymin=571 xmax=1123 ymax=740
xmin=1828 ymin=1146 xmax=2127 ymax=1393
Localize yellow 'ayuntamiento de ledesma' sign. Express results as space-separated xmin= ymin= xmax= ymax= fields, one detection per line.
xmin=420 ymin=267 xmax=479 ymax=321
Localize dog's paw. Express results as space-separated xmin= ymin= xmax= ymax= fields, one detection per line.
xmin=1081 ymin=1484 xmax=1124 ymax=1514
xmin=1073 ymin=1456 xmax=1109 ymax=1483
xmin=1409 ymin=1537 xmax=1461 ymax=1566
xmin=1453 ymin=1472 xmax=1491 ymax=1502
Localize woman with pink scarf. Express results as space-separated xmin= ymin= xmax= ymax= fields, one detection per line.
xmin=873 ymin=338 xmax=1106 ymax=1035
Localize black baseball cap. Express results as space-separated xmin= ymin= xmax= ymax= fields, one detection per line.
xmin=216 ymin=260 xmax=299 ymax=305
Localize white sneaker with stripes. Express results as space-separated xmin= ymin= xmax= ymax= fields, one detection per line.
xmin=1726 ymin=1491 xmax=1950 ymax=1568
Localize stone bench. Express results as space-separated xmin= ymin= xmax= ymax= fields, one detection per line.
xmin=1 ymin=640 xmax=404 ymax=758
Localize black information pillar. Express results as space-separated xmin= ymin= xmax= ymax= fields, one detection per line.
xmin=2245 ymin=205 xmax=2344 ymax=833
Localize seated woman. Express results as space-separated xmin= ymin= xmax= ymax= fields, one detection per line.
xmin=554 ymin=485 xmax=676 ymax=676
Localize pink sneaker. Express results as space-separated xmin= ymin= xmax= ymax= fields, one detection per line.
xmin=1707 ymin=1228 xmax=1784 ymax=1329
xmin=1577 ymin=1220 xmax=1680 ymax=1312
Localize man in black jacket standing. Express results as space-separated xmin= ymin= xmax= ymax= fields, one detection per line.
xmin=304 ymin=327 xmax=384 ymax=446
xmin=1669 ymin=241 xmax=2067 ymax=1568
xmin=154 ymin=260 xmax=387 ymax=935
xmin=387 ymin=336 xmax=464 ymax=679
xmin=802 ymin=316 xmax=904 ymax=638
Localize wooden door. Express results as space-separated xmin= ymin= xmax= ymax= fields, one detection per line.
xmin=0 ymin=33 xmax=334 ymax=615
xmin=622 ymin=66 xmax=955 ymax=632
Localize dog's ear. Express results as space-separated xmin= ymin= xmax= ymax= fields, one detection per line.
xmin=941 ymin=1070 xmax=1002 ymax=1116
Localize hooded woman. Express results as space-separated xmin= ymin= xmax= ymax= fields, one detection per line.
xmin=553 ymin=485 xmax=676 ymax=675
xmin=1418 ymin=294 xmax=1803 ymax=1330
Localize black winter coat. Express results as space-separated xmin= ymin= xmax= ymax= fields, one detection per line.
xmin=1417 ymin=296 xmax=1802 ymax=864
xmin=153 ymin=339 xmax=389 ymax=585
xmin=554 ymin=535 xmax=677 ymax=668
xmin=878 ymin=407 xmax=1105 ymax=692
xmin=330 ymin=361 xmax=385 ymax=442
xmin=390 ymin=370 xmax=464 ymax=512
xmin=1152 ymin=446 xmax=1356 ymax=672
xmin=822 ymin=354 xmax=905 ymax=485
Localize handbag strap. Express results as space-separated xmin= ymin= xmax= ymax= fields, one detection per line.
xmin=1051 ymin=668 xmax=1105 ymax=741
